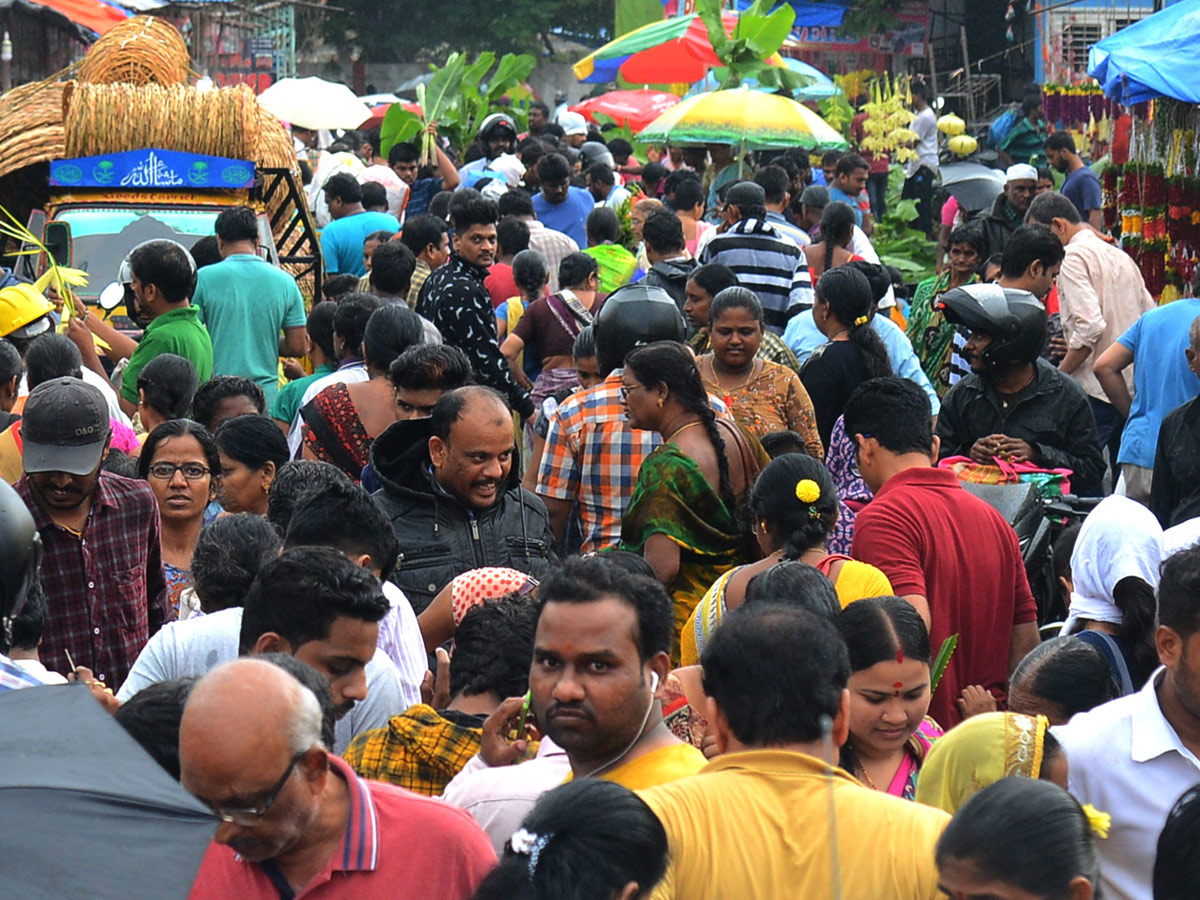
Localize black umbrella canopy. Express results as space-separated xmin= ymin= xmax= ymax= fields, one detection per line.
xmin=939 ymin=162 xmax=1007 ymax=216
xmin=0 ymin=684 xmax=216 ymax=899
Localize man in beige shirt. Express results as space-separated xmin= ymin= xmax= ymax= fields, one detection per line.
xmin=1027 ymin=191 xmax=1155 ymax=474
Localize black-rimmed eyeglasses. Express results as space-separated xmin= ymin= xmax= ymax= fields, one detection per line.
xmin=212 ymin=751 xmax=305 ymax=826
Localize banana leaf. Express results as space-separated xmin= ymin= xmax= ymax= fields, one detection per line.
xmin=379 ymin=107 xmax=423 ymax=158
xmin=930 ymin=634 xmax=958 ymax=694
xmin=485 ymin=53 xmax=536 ymax=105
xmin=462 ymin=53 xmax=495 ymax=92
xmin=417 ymin=54 xmax=468 ymax=165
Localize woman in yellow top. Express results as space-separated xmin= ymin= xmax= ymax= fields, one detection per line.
xmin=697 ymin=287 xmax=823 ymax=458
xmin=681 ymin=452 xmax=891 ymax=666
xmin=914 ymin=711 xmax=1068 ymax=814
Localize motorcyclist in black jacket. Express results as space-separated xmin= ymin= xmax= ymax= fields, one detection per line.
xmin=935 ymin=283 xmax=1106 ymax=496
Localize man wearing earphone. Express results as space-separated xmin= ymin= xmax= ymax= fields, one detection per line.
xmin=490 ymin=555 xmax=705 ymax=790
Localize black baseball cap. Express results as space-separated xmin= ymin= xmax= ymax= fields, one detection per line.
xmin=724 ymin=181 xmax=766 ymax=209
xmin=22 ymin=377 xmax=111 ymax=476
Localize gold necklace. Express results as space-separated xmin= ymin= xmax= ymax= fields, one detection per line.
xmin=855 ymin=758 xmax=878 ymax=790
xmin=707 ymin=356 xmax=757 ymax=393
xmin=664 ymin=420 xmax=704 ymax=443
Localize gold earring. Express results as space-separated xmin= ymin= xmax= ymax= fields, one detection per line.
xmin=657 ymin=398 xmax=664 ymax=408
xmin=262 ymin=481 xmax=271 ymax=494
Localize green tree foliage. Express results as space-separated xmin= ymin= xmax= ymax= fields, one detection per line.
xmin=323 ymin=0 xmax=610 ymax=64
xmin=829 ymin=0 xmax=905 ymax=38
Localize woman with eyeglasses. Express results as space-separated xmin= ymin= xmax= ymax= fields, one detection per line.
xmin=138 ymin=419 xmax=221 ymax=619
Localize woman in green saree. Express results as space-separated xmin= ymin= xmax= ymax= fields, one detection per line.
xmin=619 ymin=341 xmax=762 ymax=659
xmin=906 ymin=224 xmax=983 ymax=396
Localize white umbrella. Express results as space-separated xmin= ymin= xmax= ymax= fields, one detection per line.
xmin=257 ymin=77 xmax=372 ymax=131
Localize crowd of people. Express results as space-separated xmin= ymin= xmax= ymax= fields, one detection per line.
xmin=2 ymin=88 xmax=1200 ymax=900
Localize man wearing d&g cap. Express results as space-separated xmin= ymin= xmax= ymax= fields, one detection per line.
xmin=14 ymin=377 xmax=168 ymax=689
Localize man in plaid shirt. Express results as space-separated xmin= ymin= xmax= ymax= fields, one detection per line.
xmin=538 ymin=285 xmax=721 ymax=554
xmin=14 ymin=378 xmax=168 ymax=690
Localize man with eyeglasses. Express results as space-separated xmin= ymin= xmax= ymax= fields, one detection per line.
xmin=13 ymin=377 xmax=168 ymax=690
xmin=181 ymin=658 xmax=495 ymax=899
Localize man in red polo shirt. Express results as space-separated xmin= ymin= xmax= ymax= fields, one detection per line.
xmin=845 ymin=377 xmax=1040 ymax=727
xmin=181 ymin=658 xmax=495 ymax=899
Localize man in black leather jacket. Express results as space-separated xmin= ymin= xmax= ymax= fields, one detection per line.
xmin=934 ymin=283 xmax=1105 ymax=496
xmin=370 ymin=385 xmax=554 ymax=613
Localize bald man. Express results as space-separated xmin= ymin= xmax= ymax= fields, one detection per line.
xmin=182 ymin=659 xmax=495 ymax=900
xmin=370 ymin=385 xmax=554 ymax=612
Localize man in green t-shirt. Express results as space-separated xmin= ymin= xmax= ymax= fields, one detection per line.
xmin=998 ymin=97 xmax=1049 ymax=167
xmin=192 ymin=207 xmax=307 ymax=407
xmin=78 ymin=239 xmax=213 ymax=417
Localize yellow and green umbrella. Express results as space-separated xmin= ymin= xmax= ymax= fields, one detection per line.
xmin=637 ymin=88 xmax=848 ymax=151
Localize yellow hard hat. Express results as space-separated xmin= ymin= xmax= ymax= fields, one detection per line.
xmin=0 ymin=282 xmax=55 ymax=339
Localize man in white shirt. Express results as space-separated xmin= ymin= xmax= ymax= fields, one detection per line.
xmin=442 ymin=725 xmax=570 ymax=853
xmin=1055 ymin=543 xmax=1200 ymax=900
xmin=1027 ymin=190 xmax=1156 ymax=472
xmin=118 ymin=547 xmax=412 ymax=756
xmin=586 ymin=163 xmax=631 ymax=210
xmin=496 ymin=190 xmax=579 ymax=294
xmin=902 ymin=80 xmax=939 ymax=237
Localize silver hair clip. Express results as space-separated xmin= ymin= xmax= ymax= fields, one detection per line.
xmin=510 ymin=827 xmax=552 ymax=877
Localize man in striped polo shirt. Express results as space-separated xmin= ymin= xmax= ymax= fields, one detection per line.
xmin=699 ymin=180 xmax=814 ymax=334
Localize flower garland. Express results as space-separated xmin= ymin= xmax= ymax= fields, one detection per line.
xmin=1103 ymin=99 xmax=1200 ymax=302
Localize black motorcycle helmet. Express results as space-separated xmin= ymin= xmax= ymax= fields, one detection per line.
xmin=0 ymin=479 xmax=41 ymax=652
xmin=594 ymin=283 xmax=686 ymax=376
xmin=478 ymin=113 xmax=518 ymax=156
xmin=936 ymin=283 xmax=1047 ymax=372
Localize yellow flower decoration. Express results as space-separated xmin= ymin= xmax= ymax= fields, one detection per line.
xmin=795 ymin=479 xmax=821 ymax=504
xmin=1082 ymin=804 xmax=1111 ymax=839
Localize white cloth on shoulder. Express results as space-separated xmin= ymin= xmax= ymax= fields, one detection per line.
xmin=1163 ymin=516 xmax=1200 ymax=558
xmin=1062 ymin=495 xmax=1162 ymax=635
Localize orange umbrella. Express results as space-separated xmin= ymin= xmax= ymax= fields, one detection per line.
xmin=573 ymin=12 xmax=786 ymax=85
xmin=40 ymin=0 xmax=129 ymax=35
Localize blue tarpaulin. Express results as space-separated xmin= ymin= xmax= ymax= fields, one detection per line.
xmin=733 ymin=0 xmax=847 ymax=29
xmin=1089 ymin=0 xmax=1200 ymax=104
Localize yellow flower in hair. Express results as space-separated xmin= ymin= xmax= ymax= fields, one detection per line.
xmin=795 ymin=479 xmax=821 ymax=504
xmin=1081 ymin=804 xmax=1111 ymax=839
